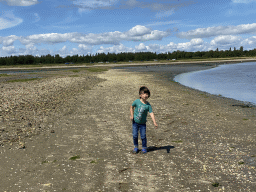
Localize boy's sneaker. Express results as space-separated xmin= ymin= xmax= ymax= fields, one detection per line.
xmin=133 ymin=148 xmax=139 ymax=154
xmin=141 ymin=148 xmax=147 ymax=154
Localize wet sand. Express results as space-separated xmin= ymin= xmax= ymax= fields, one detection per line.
xmin=0 ymin=64 xmax=255 ymax=191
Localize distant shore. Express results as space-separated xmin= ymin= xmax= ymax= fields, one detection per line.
xmin=0 ymin=57 xmax=256 ymax=71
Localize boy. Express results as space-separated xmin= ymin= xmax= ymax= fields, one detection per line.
xmin=130 ymin=86 xmax=158 ymax=154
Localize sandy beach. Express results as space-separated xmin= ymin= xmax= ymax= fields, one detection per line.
xmin=0 ymin=63 xmax=255 ymax=191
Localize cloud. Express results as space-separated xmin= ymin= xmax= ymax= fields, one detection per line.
xmin=135 ymin=43 xmax=148 ymax=51
xmin=4 ymin=35 xmax=256 ymax=57
xmin=1 ymin=45 xmax=16 ymax=53
xmin=34 ymin=13 xmax=40 ymax=23
xmin=58 ymin=0 xmax=196 ymax=15
xmin=0 ymin=35 xmax=19 ymax=46
xmin=241 ymin=36 xmax=256 ymax=49
xmin=210 ymin=35 xmax=242 ymax=46
xmin=155 ymin=9 xmax=174 ymax=18
xmin=19 ymin=33 xmax=73 ymax=45
xmin=97 ymin=44 xmax=134 ymax=53
xmin=231 ymin=0 xmax=255 ymax=3
xmin=101 ymin=38 xmax=207 ymax=54
xmin=121 ymin=0 xmax=196 ymax=11
xmin=0 ymin=11 xmax=23 ymax=30
xmin=13 ymin=25 xmax=170 ymax=46
xmin=177 ymin=23 xmax=256 ymax=39
xmin=74 ymin=0 xmax=118 ymax=8
xmin=0 ymin=0 xmax=39 ymax=6
xmin=146 ymin=21 xmax=179 ymax=27
xmin=78 ymin=44 xmax=92 ymax=51
xmin=65 ymin=0 xmax=118 ymax=11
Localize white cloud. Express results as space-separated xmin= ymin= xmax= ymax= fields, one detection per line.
xmin=0 ymin=0 xmax=38 ymax=6
xmin=155 ymin=9 xmax=174 ymax=18
xmin=126 ymin=25 xmax=151 ymax=36
xmin=133 ymin=38 xmax=207 ymax=53
xmin=146 ymin=21 xmax=179 ymax=27
xmin=56 ymin=44 xmax=93 ymax=57
xmin=135 ymin=43 xmax=148 ymax=51
xmin=241 ymin=36 xmax=256 ymax=50
xmin=122 ymin=0 xmax=196 ymax=12
xmin=3 ymin=35 xmax=256 ymax=57
xmin=174 ymin=38 xmax=206 ymax=51
xmin=190 ymin=38 xmax=204 ymax=45
xmin=0 ymin=35 xmax=19 ymax=46
xmin=19 ymin=33 xmax=74 ymax=45
xmin=232 ymin=0 xmax=255 ymax=3
xmin=13 ymin=25 xmax=170 ymax=46
xmin=73 ymin=0 xmax=118 ymax=11
xmin=78 ymin=44 xmax=92 ymax=51
xmin=2 ymin=45 xmax=15 ymax=53
xmin=97 ymin=44 xmax=134 ymax=53
xmin=210 ymin=35 xmax=242 ymax=46
xmin=0 ymin=11 xmax=23 ymax=30
xmin=177 ymin=23 xmax=256 ymax=39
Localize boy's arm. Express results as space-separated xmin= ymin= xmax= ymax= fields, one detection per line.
xmin=130 ymin=106 xmax=134 ymax=121
xmin=149 ymin=112 xmax=158 ymax=128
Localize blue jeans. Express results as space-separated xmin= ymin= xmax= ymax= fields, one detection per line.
xmin=132 ymin=119 xmax=147 ymax=149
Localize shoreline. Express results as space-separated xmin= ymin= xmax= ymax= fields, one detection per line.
xmin=0 ymin=57 xmax=256 ymax=71
xmin=115 ymin=62 xmax=256 ymax=109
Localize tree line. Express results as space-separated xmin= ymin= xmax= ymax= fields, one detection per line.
xmin=0 ymin=46 xmax=255 ymax=66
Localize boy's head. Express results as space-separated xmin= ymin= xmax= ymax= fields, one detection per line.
xmin=139 ymin=86 xmax=150 ymax=99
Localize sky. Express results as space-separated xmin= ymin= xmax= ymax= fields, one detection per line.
xmin=1 ymin=0 xmax=256 ymax=57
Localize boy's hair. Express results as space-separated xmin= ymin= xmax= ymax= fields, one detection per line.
xmin=139 ymin=86 xmax=150 ymax=98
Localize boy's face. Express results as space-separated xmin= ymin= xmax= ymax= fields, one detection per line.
xmin=140 ymin=92 xmax=149 ymax=101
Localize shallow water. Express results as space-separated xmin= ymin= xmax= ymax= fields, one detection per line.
xmin=174 ymin=62 xmax=256 ymax=105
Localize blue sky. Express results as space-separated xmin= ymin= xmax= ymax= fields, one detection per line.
xmin=1 ymin=0 xmax=256 ymax=57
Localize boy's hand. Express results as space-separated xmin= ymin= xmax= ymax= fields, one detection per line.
xmin=154 ymin=123 xmax=158 ymax=129
xmin=130 ymin=116 xmax=133 ymax=122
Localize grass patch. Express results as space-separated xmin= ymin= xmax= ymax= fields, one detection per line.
xmin=243 ymin=118 xmax=248 ymax=120
xmin=0 ymin=74 xmax=9 ymax=77
xmin=172 ymin=140 xmax=182 ymax=143
xmin=85 ymin=67 xmax=109 ymax=72
xmin=8 ymin=78 xmax=39 ymax=83
xmin=212 ymin=182 xmax=219 ymax=187
xmin=69 ymin=155 xmax=80 ymax=161
xmin=200 ymin=93 xmax=209 ymax=98
xmin=238 ymin=161 xmax=244 ymax=165
xmin=42 ymin=160 xmax=48 ymax=164
xmin=90 ymin=160 xmax=97 ymax=164
xmin=71 ymin=70 xmax=80 ymax=73
xmin=69 ymin=75 xmax=80 ymax=77
xmin=251 ymin=155 xmax=255 ymax=157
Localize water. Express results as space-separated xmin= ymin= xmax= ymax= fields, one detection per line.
xmin=174 ymin=62 xmax=256 ymax=105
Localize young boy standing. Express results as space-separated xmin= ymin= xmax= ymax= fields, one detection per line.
xmin=130 ymin=86 xmax=158 ymax=154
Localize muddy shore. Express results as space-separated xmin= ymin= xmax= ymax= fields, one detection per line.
xmin=0 ymin=63 xmax=255 ymax=191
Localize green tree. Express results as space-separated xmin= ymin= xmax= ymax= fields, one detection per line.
xmin=55 ymin=54 xmax=62 ymax=64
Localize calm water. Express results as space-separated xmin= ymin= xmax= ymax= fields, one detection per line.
xmin=174 ymin=62 xmax=256 ymax=105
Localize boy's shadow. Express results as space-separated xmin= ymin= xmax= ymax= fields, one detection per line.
xmin=147 ymin=145 xmax=175 ymax=153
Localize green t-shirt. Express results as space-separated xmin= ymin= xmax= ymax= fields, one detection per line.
xmin=132 ymin=99 xmax=153 ymax=124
